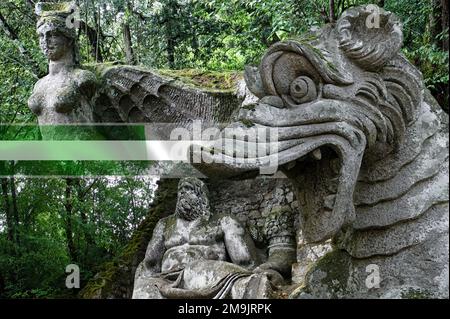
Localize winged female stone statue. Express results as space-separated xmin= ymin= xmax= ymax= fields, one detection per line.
xmin=28 ymin=2 xmax=97 ymax=140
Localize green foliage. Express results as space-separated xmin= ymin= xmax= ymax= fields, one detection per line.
xmin=404 ymin=42 xmax=449 ymax=90
xmin=0 ymin=176 xmax=156 ymax=298
xmin=0 ymin=234 xmax=70 ymax=298
xmin=73 ymin=0 xmax=447 ymax=105
xmin=385 ymin=0 xmax=449 ymax=108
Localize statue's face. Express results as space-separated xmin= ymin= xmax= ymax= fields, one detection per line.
xmin=176 ymin=181 xmax=209 ymax=221
xmin=38 ymin=26 xmax=72 ymax=61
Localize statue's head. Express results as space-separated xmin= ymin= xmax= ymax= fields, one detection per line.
xmin=194 ymin=5 xmax=427 ymax=243
xmin=35 ymin=2 xmax=78 ymax=63
xmin=175 ymin=178 xmax=211 ymax=221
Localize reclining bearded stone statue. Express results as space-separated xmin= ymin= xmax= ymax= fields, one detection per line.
xmin=132 ymin=178 xmax=288 ymax=299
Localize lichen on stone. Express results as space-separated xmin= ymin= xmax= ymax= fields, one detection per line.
xmin=240 ymin=119 xmax=255 ymax=128
xmin=157 ymin=69 xmax=242 ymax=91
xmin=306 ymin=249 xmax=352 ymax=297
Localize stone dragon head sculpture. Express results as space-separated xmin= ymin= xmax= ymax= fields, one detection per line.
xmin=193 ymin=5 xmax=448 ymax=297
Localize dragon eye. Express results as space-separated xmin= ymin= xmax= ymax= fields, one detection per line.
xmin=290 ymin=76 xmax=318 ymax=104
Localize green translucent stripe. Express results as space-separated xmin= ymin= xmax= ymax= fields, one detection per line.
xmin=0 ymin=141 xmax=201 ymax=161
xmin=0 ymin=125 xmax=146 ymax=141
xmin=0 ymin=141 xmax=151 ymax=160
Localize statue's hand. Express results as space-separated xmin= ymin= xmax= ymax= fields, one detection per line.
xmin=254 ymin=261 xmax=279 ymax=272
xmin=253 ymin=263 xmax=284 ymax=286
xmin=153 ymin=279 xmax=166 ymax=291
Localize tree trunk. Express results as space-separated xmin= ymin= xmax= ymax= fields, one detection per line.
xmin=122 ymin=22 xmax=135 ymax=65
xmin=189 ymin=16 xmax=199 ymax=58
xmin=79 ymin=20 xmax=104 ymax=63
xmin=1 ymin=178 xmax=13 ymax=242
xmin=122 ymin=2 xmax=135 ymax=65
xmin=329 ymin=0 xmax=336 ymax=23
xmin=165 ymin=1 xmax=177 ymax=68
xmin=428 ymin=0 xmax=440 ymax=41
xmin=93 ymin=9 xmax=103 ymax=63
xmin=74 ymin=178 xmax=96 ymax=254
xmin=64 ymin=178 xmax=77 ymax=262
xmin=166 ymin=36 xmax=175 ymax=68
xmin=442 ymin=0 xmax=449 ymax=51
xmin=9 ymin=176 xmax=19 ymax=243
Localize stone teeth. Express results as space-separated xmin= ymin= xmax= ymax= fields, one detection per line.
xmin=286 ymin=161 xmax=296 ymax=170
xmin=331 ymin=159 xmax=341 ymax=174
xmin=327 ymin=178 xmax=339 ymax=193
xmin=311 ymin=149 xmax=322 ymax=160
xmin=299 ymin=191 xmax=307 ymax=206
xmin=324 ymin=194 xmax=336 ymax=210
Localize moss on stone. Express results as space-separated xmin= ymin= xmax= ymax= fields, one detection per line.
xmin=163 ymin=215 xmax=177 ymax=234
xmin=326 ymin=61 xmax=339 ymax=73
xmin=82 ymin=62 xmax=119 ymax=81
xmin=288 ymin=36 xmax=325 ymax=60
xmin=308 ymin=249 xmax=351 ymax=297
xmin=241 ymin=119 xmax=255 ymax=128
xmin=37 ymin=2 xmax=73 ymax=13
xmin=83 ymin=64 xmax=242 ymax=93
xmin=242 ymin=104 xmax=256 ymax=111
xmin=79 ymin=179 xmax=179 ymax=299
xmin=157 ymin=69 xmax=242 ymax=91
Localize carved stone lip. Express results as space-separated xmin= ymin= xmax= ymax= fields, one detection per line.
xmin=191 ymin=100 xmax=366 ymax=177
xmin=190 ymin=99 xmax=368 ymax=242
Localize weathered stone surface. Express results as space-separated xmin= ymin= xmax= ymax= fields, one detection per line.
xmin=192 ymin=4 xmax=449 ymax=298
xmin=292 ymin=232 xmax=332 ymax=285
xmin=93 ymin=66 xmax=242 ymax=133
xmin=354 ymin=165 xmax=448 ymax=229
xmin=292 ymin=232 xmax=448 ymax=299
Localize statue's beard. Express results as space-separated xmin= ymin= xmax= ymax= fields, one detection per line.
xmin=175 ymin=197 xmax=208 ymax=221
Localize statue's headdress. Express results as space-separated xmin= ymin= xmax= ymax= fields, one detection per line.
xmin=36 ymin=2 xmax=78 ymax=39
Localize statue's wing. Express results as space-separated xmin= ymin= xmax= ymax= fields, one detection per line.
xmin=92 ymin=66 xmax=242 ymax=129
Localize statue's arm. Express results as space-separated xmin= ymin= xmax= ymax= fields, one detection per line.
xmin=28 ymin=79 xmax=44 ymax=115
xmin=143 ymin=219 xmax=166 ymax=275
xmin=220 ymin=216 xmax=258 ymax=269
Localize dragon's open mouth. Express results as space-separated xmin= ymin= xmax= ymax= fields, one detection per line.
xmin=191 ymin=100 xmax=367 ymax=243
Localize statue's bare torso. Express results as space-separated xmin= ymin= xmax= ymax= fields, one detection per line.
xmin=28 ymin=68 xmax=95 ymax=125
xmin=161 ymin=217 xmax=227 ymax=273
xmin=146 ymin=212 xmax=259 ymax=277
